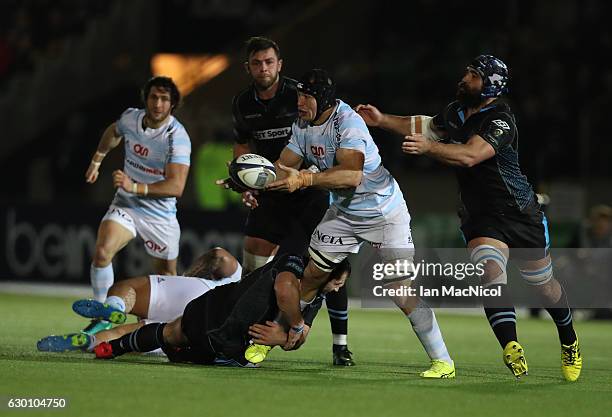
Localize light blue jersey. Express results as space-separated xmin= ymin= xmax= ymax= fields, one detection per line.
xmin=112 ymin=108 xmax=191 ymax=220
xmin=287 ymin=100 xmax=404 ymax=217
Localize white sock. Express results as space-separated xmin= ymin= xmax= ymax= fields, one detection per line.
xmin=333 ymin=334 xmax=347 ymax=346
xmin=105 ymin=295 xmax=126 ymax=312
xmin=407 ymin=302 xmax=452 ymax=365
xmin=90 ymin=263 xmax=114 ymax=302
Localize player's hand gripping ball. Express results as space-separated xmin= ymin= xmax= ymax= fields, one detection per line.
xmin=228 ymin=154 xmax=276 ymax=190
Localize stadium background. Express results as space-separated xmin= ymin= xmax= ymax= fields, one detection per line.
xmin=1 ymin=0 xmax=611 ymax=288
xmin=2 ymin=2 xmax=612 ymax=416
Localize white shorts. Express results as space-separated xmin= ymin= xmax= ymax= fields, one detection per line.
xmin=147 ymin=263 xmax=242 ymax=322
xmin=310 ymin=203 xmax=414 ymax=253
xmin=101 ymin=205 xmax=181 ymax=260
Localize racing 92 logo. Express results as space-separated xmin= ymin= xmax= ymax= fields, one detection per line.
xmin=310 ymin=145 xmax=325 ymax=158
xmin=145 ymin=240 xmax=167 ymax=253
xmin=133 ymin=144 xmax=149 ymax=157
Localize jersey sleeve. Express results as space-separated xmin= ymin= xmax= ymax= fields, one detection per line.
xmin=431 ymin=113 xmax=445 ymax=131
xmin=231 ymin=95 xmax=250 ymax=144
xmin=115 ymin=108 xmax=138 ymax=136
xmin=476 ymin=112 xmax=516 ymax=153
xmin=338 ymin=116 xmax=368 ymax=154
xmin=168 ymin=126 xmax=191 ymax=166
xmin=431 ymin=103 xmax=454 ymax=143
xmin=286 ymin=123 xmax=306 ymax=157
xmin=276 ymin=254 xmax=306 ymax=277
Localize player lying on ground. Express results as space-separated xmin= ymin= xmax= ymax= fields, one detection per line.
xmin=93 ymin=254 xmax=350 ymax=367
xmin=37 ymin=248 xmax=241 ymax=352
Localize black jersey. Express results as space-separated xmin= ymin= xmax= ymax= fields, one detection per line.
xmin=232 ymin=75 xmax=330 ymax=246
xmin=432 ymin=99 xmax=538 ymax=215
xmin=232 ymin=76 xmax=299 ymax=163
xmin=180 ymin=253 xmax=322 ymax=362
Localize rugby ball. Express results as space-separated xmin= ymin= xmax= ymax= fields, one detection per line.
xmin=229 ymin=154 xmax=277 ymax=190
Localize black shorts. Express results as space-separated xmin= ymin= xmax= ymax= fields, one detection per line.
xmin=245 ymin=188 xmax=329 ymax=251
xmin=162 ymin=344 xmax=214 ymax=365
xmin=178 ymin=293 xmax=221 ymax=365
xmin=459 ymin=208 xmax=550 ymax=261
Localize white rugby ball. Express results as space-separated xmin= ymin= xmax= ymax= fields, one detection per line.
xmin=229 ymin=153 xmax=277 ymax=190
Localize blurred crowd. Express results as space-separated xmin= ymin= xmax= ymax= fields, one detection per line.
xmin=0 ymin=0 xmax=112 ymax=84
xmin=1 ymin=0 xmax=610 ymax=207
xmin=348 ymin=1 xmax=612 ymax=182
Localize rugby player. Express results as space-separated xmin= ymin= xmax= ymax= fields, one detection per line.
xmin=83 ymin=76 xmax=191 ymax=335
xmin=355 ymin=55 xmax=581 ymax=381
xmin=37 ymin=248 xmax=241 ymax=352
xmin=93 ymin=254 xmax=349 ymax=367
xmin=265 ymin=69 xmax=455 ymax=378
xmin=225 ymin=37 xmax=354 ymax=365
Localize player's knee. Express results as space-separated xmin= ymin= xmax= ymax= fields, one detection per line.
xmin=378 ymin=248 xmax=416 ymax=281
xmin=383 ymin=278 xmax=416 ymax=313
xmin=519 ymin=259 xmax=554 ymax=286
xmin=93 ymin=244 xmax=115 ymax=266
xmin=107 ymin=280 xmax=126 ymax=296
xmin=470 ymin=245 xmax=508 ymax=287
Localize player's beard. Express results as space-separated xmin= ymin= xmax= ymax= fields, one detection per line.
xmin=145 ymin=107 xmax=171 ymax=127
xmin=254 ymin=72 xmax=279 ymax=91
xmin=456 ymin=82 xmax=485 ymax=108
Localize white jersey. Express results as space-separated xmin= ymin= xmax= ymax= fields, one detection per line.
xmin=147 ymin=264 xmax=243 ymax=322
xmin=287 ymin=100 xmax=404 ymax=217
xmin=113 ymin=108 xmax=191 ymax=220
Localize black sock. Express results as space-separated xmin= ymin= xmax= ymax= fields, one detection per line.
xmin=483 ymin=284 xmax=517 ymax=348
xmin=109 ymin=322 xmax=166 ymax=356
xmin=326 ymin=285 xmax=348 ymax=340
xmin=545 ymin=286 xmax=577 ymax=345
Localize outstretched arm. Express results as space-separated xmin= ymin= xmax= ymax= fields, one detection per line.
xmin=355 ymin=103 xmax=445 ymax=141
xmin=402 ymin=134 xmax=495 ymax=167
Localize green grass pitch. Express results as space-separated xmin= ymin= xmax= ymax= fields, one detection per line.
xmin=1 ymin=292 xmax=611 ymax=417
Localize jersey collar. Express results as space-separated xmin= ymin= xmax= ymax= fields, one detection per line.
xmin=457 ymin=100 xmax=499 ymax=123
xmin=139 ymin=111 xmax=173 ymax=136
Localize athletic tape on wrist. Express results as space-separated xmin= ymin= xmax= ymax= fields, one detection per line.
xmin=291 ymin=324 xmax=304 ymax=334
xmin=132 ymin=182 xmax=138 ymax=194
xmin=143 ymin=184 xmax=148 ymax=197
xmin=303 ymin=172 xmax=314 ymax=187
xmin=92 ymin=151 xmax=106 ymax=163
